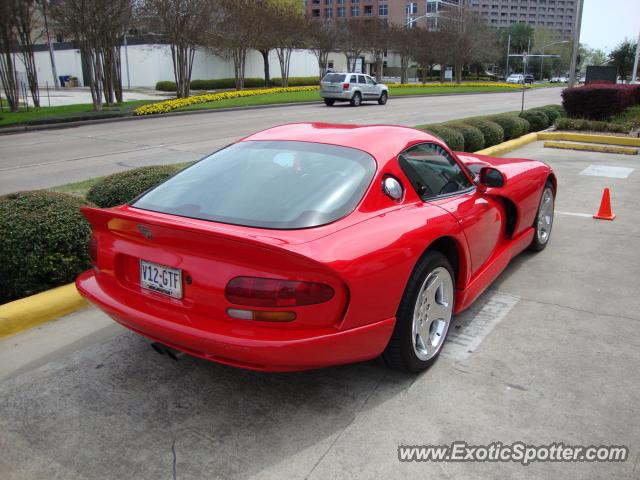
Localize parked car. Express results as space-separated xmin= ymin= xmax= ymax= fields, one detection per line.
xmin=506 ymin=74 xmax=525 ymax=84
xmin=524 ymin=74 xmax=535 ymax=84
xmin=550 ymin=76 xmax=568 ymax=83
xmin=320 ymin=72 xmax=388 ymax=107
xmin=77 ymin=123 xmax=556 ymax=372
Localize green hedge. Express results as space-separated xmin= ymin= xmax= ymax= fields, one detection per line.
xmin=447 ymin=123 xmax=485 ymax=152
xmin=87 ymin=165 xmax=180 ymax=208
xmin=513 ymin=116 xmax=531 ymax=137
xmin=488 ymin=114 xmax=523 ymax=140
xmin=535 ymin=105 xmax=563 ymax=123
xmin=156 ymin=76 xmax=321 ymax=92
xmin=463 ymin=119 xmax=504 ymax=148
xmin=519 ymin=110 xmax=550 ymax=132
xmin=555 ymin=117 xmax=630 ymax=133
xmin=422 ymin=125 xmax=465 ymax=151
xmin=0 ymin=191 xmax=94 ymax=303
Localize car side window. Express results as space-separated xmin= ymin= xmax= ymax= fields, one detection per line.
xmin=366 ymin=76 xmax=375 ymax=85
xmin=398 ymin=143 xmax=473 ymax=199
xmin=349 ymin=75 xmax=357 ymax=84
xmin=358 ymin=75 xmax=366 ymax=84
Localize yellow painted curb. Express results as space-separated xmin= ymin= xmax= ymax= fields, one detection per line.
xmin=0 ymin=283 xmax=87 ymax=338
xmin=543 ymin=141 xmax=638 ymax=155
xmin=475 ymin=132 xmax=539 ymax=157
xmin=537 ymin=132 xmax=640 ymax=147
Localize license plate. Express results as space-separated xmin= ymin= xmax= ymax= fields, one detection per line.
xmin=140 ymin=260 xmax=182 ymax=299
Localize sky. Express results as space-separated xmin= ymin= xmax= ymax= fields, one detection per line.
xmin=580 ymin=0 xmax=640 ymax=52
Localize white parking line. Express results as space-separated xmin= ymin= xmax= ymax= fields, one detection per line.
xmin=443 ymin=291 xmax=520 ymax=361
xmin=580 ymin=165 xmax=634 ymax=178
xmin=557 ymin=211 xmax=593 ymax=218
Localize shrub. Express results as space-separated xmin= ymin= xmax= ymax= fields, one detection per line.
xmin=87 ymin=165 xmax=180 ymax=208
xmin=422 ymin=125 xmax=465 ymax=151
xmin=535 ymin=105 xmax=562 ymax=123
xmin=487 ymin=114 xmax=521 ymax=140
xmin=0 ymin=191 xmax=94 ymax=303
xmin=190 ymin=78 xmax=267 ymax=90
xmin=520 ymin=109 xmax=550 ymax=132
xmin=562 ymin=85 xmax=638 ymax=120
xmin=555 ymin=117 xmax=630 ymax=133
xmin=156 ymin=80 xmax=176 ymax=92
xmin=447 ymin=123 xmax=486 ymax=152
xmin=464 ymin=118 xmax=504 ymax=147
xmin=272 ymin=76 xmax=320 ymax=87
xmin=513 ymin=116 xmax=531 ymax=137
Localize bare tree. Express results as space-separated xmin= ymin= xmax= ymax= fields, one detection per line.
xmin=141 ymin=0 xmax=215 ymax=98
xmin=0 ymin=1 xmax=19 ymax=112
xmin=413 ymin=27 xmax=443 ymax=83
xmin=307 ymin=19 xmax=339 ymax=79
xmin=52 ymin=0 xmax=131 ymax=110
xmin=364 ymin=19 xmax=391 ymax=82
xmin=271 ymin=3 xmax=304 ymax=87
xmin=340 ymin=19 xmax=370 ymax=72
xmin=439 ymin=6 xmax=496 ymax=84
xmin=389 ymin=25 xmax=416 ymax=84
xmin=14 ymin=0 xmax=41 ymax=107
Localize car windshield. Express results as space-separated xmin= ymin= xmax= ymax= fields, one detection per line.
xmin=133 ymin=141 xmax=376 ymax=229
xmin=322 ymin=73 xmax=346 ymax=83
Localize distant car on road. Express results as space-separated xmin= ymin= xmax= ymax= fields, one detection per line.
xmin=550 ymin=76 xmax=568 ymax=83
xmin=524 ymin=74 xmax=535 ymax=84
xmin=506 ymin=74 xmax=525 ymax=84
xmin=320 ymin=72 xmax=388 ymax=107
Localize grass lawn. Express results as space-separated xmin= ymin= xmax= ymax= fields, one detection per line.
xmin=174 ymin=86 xmax=532 ymax=112
xmin=0 ymin=99 xmax=154 ymax=128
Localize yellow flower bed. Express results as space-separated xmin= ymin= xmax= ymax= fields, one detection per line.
xmin=134 ymin=82 xmax=528 ymax=116
xmin=134 ymin=86 xmax=320 ymax=115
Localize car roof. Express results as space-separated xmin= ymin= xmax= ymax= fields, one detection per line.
xmin=241 ymin=123 xmax=441 ymax=164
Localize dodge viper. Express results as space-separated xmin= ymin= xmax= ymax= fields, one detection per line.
xmin=76 ymin=123 xmax=556 ymax=372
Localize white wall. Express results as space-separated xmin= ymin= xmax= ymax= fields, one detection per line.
xmin=13 ymin=45 xmax=377 ymax=89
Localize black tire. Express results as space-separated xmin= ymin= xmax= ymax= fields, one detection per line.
xmin=383 ymin=251 xmax=455 ymax=372
xmin=378 ymin=91 xmax=388 ymax=105
xmin=350 ymin=92 xmax=362 ymax=107
xmin=529 ymin=181 xmax=555 ymax=252
xmin=324 ymin=98 xmax=335 ymax=106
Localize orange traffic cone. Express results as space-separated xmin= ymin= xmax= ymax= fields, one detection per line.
xmin=593 ymin=188 xmax=616 ymax=221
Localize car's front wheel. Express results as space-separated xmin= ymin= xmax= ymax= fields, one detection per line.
xmin=324 ymin=98 xmax=335 ymax=106
xmin=529 ymin=181 xmax=555 ymax=252
xmin=383 ymin=251 xmax=455 ymax=372
xmin=378 ymin=91 xmax=388 ymax=105
xmin=350 ymin=92 xmax=362 ymax=107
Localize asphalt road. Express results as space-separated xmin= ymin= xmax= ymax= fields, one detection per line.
xmin=0 ymin=88 xmax=562 ymax=194
xmin=1 ymin=142 xmax=638 ymax=479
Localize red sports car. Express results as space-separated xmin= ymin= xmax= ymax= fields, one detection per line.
xmin=76 ymin=123 xmax=556 ymax=372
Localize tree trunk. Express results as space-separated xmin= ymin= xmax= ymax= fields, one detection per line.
xmin=16 ymin=11 xmax=39 ymax=107
xmin=314 ymin=50 xmax=329 ymax=78
xmin=259 ymin=49 xmax=270 ymax=86
xmin=171 ymin=44 xmax=194 ymax=98
xmin=400 ymin=53 xmax=409 ymax=84
xmin=276 ymin=47 xmax=292 ymax=87
xmin=233 ymin=47 xmax=247 ymax=90
xmin=0 ymin=48 xmax=19 ymax=112
xmin=113 ymin=45 xmax=123 ymax=103
xmin=455 ymin=62 xmax=463 ymax=84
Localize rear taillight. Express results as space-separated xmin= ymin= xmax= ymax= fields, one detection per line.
xmin=343 ymin=83 xmax=349 ymax=90
xmin=225 ymin=277 xmax=334 ymax=307
xmin=88 ymin=235 xmax=98 ymax=265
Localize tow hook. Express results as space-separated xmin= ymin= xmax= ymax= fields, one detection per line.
xmin=150 ymin=342 xmax=183 ymax=361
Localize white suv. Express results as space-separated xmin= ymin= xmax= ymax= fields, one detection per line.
xmin=320 ymin=73 xmax=389 ymax=107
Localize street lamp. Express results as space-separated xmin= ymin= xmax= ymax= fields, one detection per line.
xmin=539 ymin=40 xmax=569 ymax=81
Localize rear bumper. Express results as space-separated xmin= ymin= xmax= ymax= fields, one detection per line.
xmin=320 ymin=91 xmax=353 ymax=100
xmin=76 ymin=270 xmax=395 ymax=372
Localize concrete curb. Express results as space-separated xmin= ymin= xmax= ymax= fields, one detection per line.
xmin=0 ymin=284 xmax=88 ymax=338
xmin=543 ymin=141 xmax=638 ymax=155
xmin=475 ymin=132 xmax=540 ymax=157
xmin=537 ymin=132 xmax=640 ymax=147
xmin=0 ymin=88 xmax=539 ymax=136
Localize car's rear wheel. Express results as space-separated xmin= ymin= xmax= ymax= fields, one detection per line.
xmin=324 ymin=98 xmax=335 ymax=106
xmin=350 ymin=92 xmax=362 ymax=107
xmin=529 ymin=181 xmax=555 ymax=252
xmin=378 ymin=91 xmax=388 ymax=105
xmin=383 ymin=251 xmax=455 ymax=372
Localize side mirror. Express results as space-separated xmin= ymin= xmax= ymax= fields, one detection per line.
xmin=478 ymin=167 xmax=505 ymax=189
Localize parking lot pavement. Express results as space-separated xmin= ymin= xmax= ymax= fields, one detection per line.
xmin=1 ymin=143 xmax=639 ymax=479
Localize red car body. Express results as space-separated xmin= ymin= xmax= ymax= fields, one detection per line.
xmin=76 ymin=123 xmax=556 ymax=371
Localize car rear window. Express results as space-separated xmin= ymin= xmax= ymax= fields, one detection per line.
xmin=133 ymin=141 xmax=376 ymax=229
xmin=322 ymin=73 xmax=346 ymax=83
